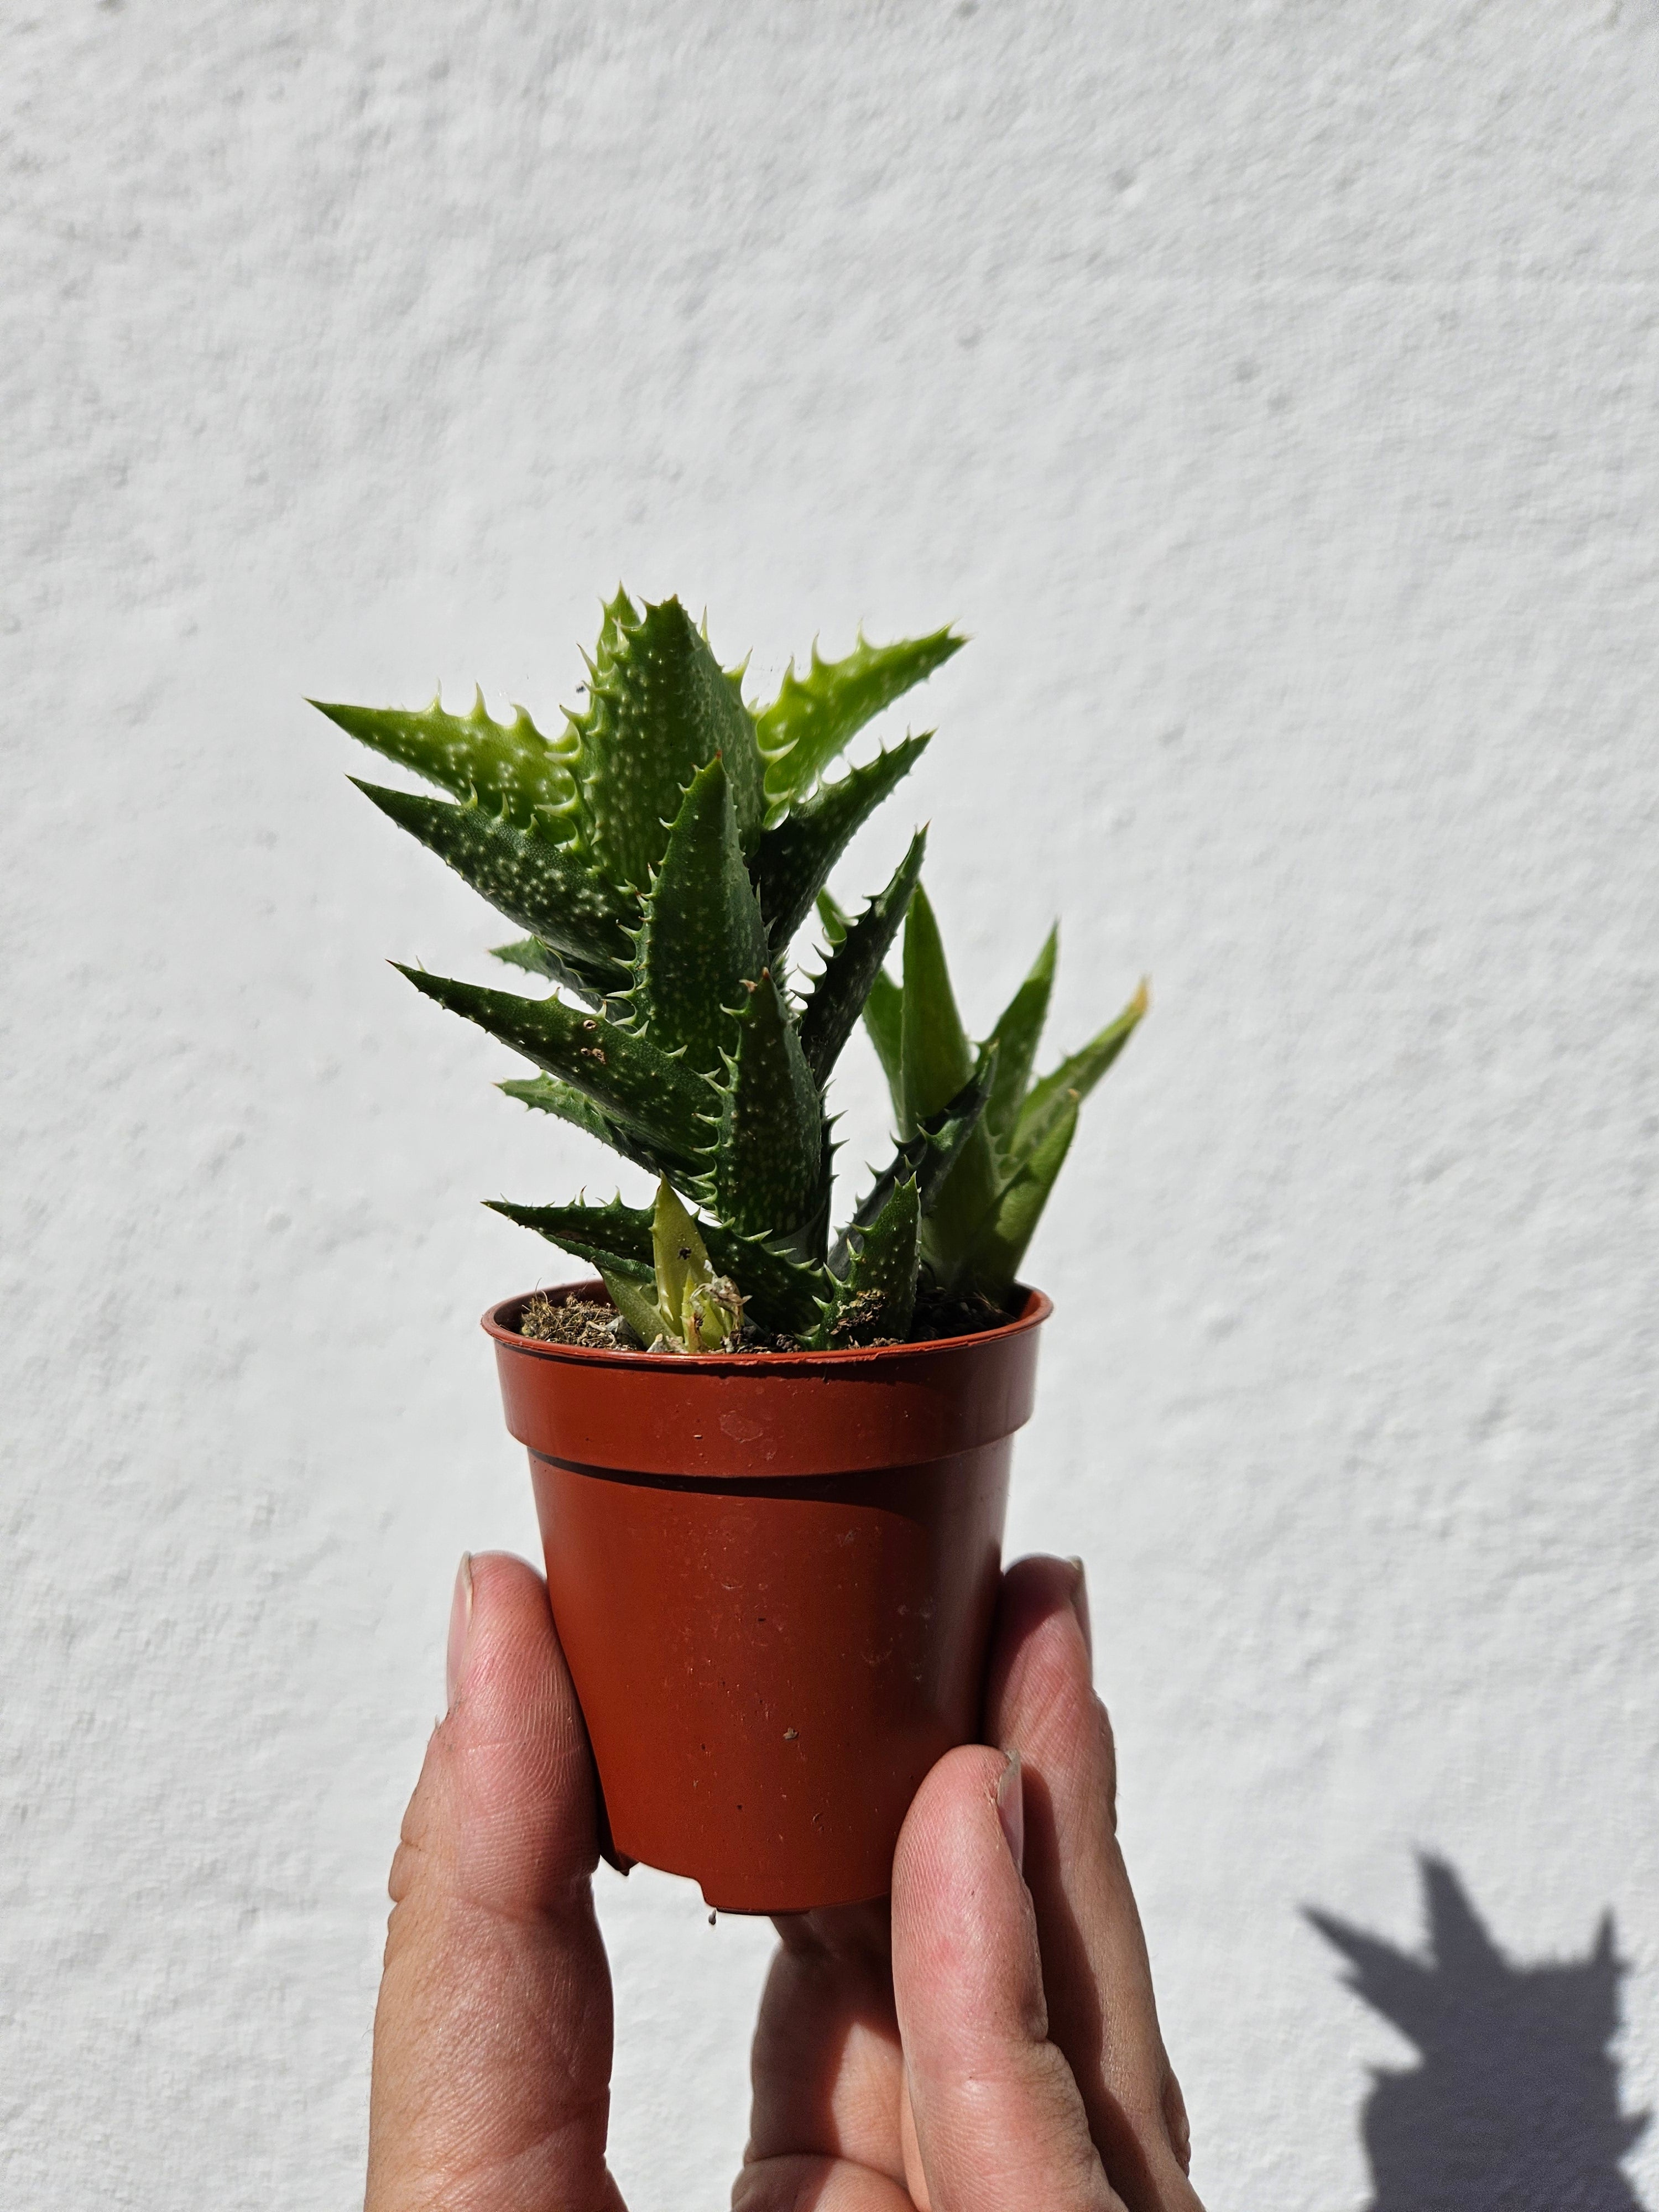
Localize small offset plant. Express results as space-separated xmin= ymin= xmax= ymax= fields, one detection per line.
xmin=312 ymin=593 xmax=1145 ymax=1349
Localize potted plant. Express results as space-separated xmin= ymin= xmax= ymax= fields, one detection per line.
xmin=314 ymin=592 xmax=1144 ymax=1912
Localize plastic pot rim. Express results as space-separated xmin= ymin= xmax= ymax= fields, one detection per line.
xmin=482 ymin=1277 xmax=1052 ymax=1371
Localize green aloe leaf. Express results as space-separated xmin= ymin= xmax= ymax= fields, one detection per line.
xmin=490 ymin=935 xmax=558 ymax=978
xmin=1013 ymin=981 xmax=1149 ymax=1161
xmin=353 ymin=781 xmax=632 ymax=981
xmin=489 ymin=1186 xmax=830 ymax=1339
xmin=488 ymin=937 xmax=606 ymax=1009
xmin=830 ymin=1052 xmax=994 ymax=1277
xmin=755 ymin=628 xmax=962 ymax=811
xmin=495 ymin=1192 xmax=743 ymax=1349
xmin=487 ymin=1195 xmax=655 ymax=1282
xmin=749 ymin=734 xmax=932 ymax=949
xmin=799 ymin=830 xmax=926 ymax=1088
xmin=498 ymin=1074 xmax=686 ymax=1183
xmin=396 ymin=967 xmax=712 ymax=1166
xmin=860 ymin=962 xmax=905 ymax=1125
xmin=498 ymin=1072 xmax=616 ymax=1148
xmin=651 ymin=1178 xmax=712 ymax=1336
xmin=818 ymin=1175 xmax=920 ymax=1347
xmin=650 ymin=1180 xmax=743 ymax=1349
xmin=898 ymin=889 xmax=1004 ymax=1282
xmin=957 ymin=1094 xmax=1079 ymax=1305
xmin=313 ymin=692 xmax=579 ymax=832
xmin=983 ymin=926 xmax=1058 ymax=1152
xmin=712 ymin=967 xmax=823 ymax=1244
xmin=489 ymin=1198 xmax=677 ymax=1340
xmin=626 ymin=757 xmax=768 ymax=1078
xmin=899 ymin=884 xmax=972 ymax=1133
xmin=598 ymin=1268 xmax=671 ymax=1348
xmin=573 ymin=593 xmax=764 ymax=891
xmin=697 ymin=1225 xmax=828 ymax=1337
xmin=924 ymin=1119 xmax=1004 ymax=1289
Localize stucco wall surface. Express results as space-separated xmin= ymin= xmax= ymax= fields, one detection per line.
xmin=4 ymin=4 xmax=1657 ymax=2206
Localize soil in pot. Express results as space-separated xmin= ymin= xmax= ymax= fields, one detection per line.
xmin=515 ymin=1281 xmax=1010 ymax=1355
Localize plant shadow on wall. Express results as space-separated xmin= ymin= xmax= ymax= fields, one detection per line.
xmin=1308 ymin=1857 xmax=1650 ymax=2211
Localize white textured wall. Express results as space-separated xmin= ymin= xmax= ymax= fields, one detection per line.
xmin=6 ymin=5 xmax=1657 ymax=2206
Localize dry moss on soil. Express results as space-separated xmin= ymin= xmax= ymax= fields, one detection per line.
xmin=514 ymin=1282 xmax=1010 ymax=1354
xmin=516 ymin=1294 xmax=635 ymax=1348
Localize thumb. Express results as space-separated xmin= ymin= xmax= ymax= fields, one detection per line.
xmin=366 ymin=1552 xmax=624 ymax=2212
xmin=891 ymin=1746 xmax=1123 ymax=2212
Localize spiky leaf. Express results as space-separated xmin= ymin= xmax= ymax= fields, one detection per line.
xmin=819 ymin=1176 xmax=920 ymax=1347
xmin=898 ymin=889 xmax=1002 ymax=1280
xmin=493 ymin=1196 xmax=827 ymax=1337
xmin=573 ymin=593 xmax=764 ymax=891
xmin=490 ymin=935 xmax=556 ymax=978
xmin=860 ymin=962 xmax=905 ymax=1125
xmin=627 ymin=757 xmax=768 ymax=1077
xmin=830 ymin=1053 xmax=994 ymax=1276
xmin=567 ymin=1182 xmax=742 ymax=1352
xmin=1014 ymin=982 xmax=1149 ymax=1161
xmin=756 ymin=629 xmax=962 ymax=811
xmin=983 ymin=926 xmax=1057 ymax=1152
xmin=488 ymin=937 xmax=606 ymax=1009
xmin=499 ymin=1073 xmax=617 ymax=1149
xmin=750 ymin=734 xmax=933 ymax=948
xmin=397 ymin=967 xmax=711 ymax=1166
xmin=599 ymin=1268 xmax=670 ymax=1348
xmin=353 ymin=782 xmax=631 ymax=980
xmin=498 ymin=1074 xmax=687 ymax=1183
xmin=712 ymin=967 xmax=822 ymax=1243
xmin=697 ymin=1225 xmax=828 ymax=1337
xmin=489 ymin=1196 xmax=656 ymax=1283
xmin=957 ymin=1095 xmax=1079 ymax=1304
xmin=899 ymin=885 xmax=972 ymax=1132
xmin=799 ymin=831 xmax=926 ymax=1088
xmin=314 ymin=692 xmax=578 ymax=831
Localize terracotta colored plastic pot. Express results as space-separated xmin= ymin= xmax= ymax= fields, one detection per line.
xmin=483 ymin=1280 xmax=1050 ymax=1913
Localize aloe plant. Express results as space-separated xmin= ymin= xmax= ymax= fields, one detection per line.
xmin=312 ymin=591 xmax=1145 ymax=1348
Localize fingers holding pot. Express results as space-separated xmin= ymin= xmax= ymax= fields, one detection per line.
xmin=367 ymin=1552 xmax=622 ymax=2212
xmin=984 ymin=1557 xmax=1203 ymax=2212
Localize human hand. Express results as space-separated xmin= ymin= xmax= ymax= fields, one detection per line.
xmin=365 ymin=1550 xmax=1202 ymax=2211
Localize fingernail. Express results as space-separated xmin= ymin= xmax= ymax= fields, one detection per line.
xmin=1067 ymin=1556 xmax=1093 ymax=1659
xmin=1164 ymin=2069 xmax=1193 ymax=2173
xmin=445 ymin=1553 xmax=474 ymax=1711
xmin=995 ymin=1750 xmax=1025 ymax=1874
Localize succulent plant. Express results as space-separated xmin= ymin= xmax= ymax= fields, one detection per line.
xmin=312 ymin=591 xmax=1145 ymax=1348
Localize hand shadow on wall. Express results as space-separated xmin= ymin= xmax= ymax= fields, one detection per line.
xmin=1307 ymin=1856 xmax=1650 ymax=2211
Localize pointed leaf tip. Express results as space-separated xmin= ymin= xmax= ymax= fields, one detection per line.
xmin=628 ymin=754 xmax=768 ymax=1077
xmin=955 ymin=1092 xmax=1078 ymax=1303
xmin=983 ymin=922 xmax=1060 ymax=1152
xmin=573 ymin=596 xmax=765 ymax=888
xmin=820 ymin=1172 xmax=919 ymax=1345
xmin=316 ymin=693 xmax=578 ymax=828
xmin=750 ymin=731 xmax=933 ymax=949
xmin=353 ymin=780 xmax=632 ymax=981
xmin=1013 ymin=979 xmax=1147 ymax=1162
xmin=393 ymin=966 xmax=712 ymax=1166
xmin=757 ymin=627 xmax=961 ymax=808
xmin=900 ymin=882 xmax=973 ymax=1133
xmin=800 ymin=828 xmax=926 ymax=1088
